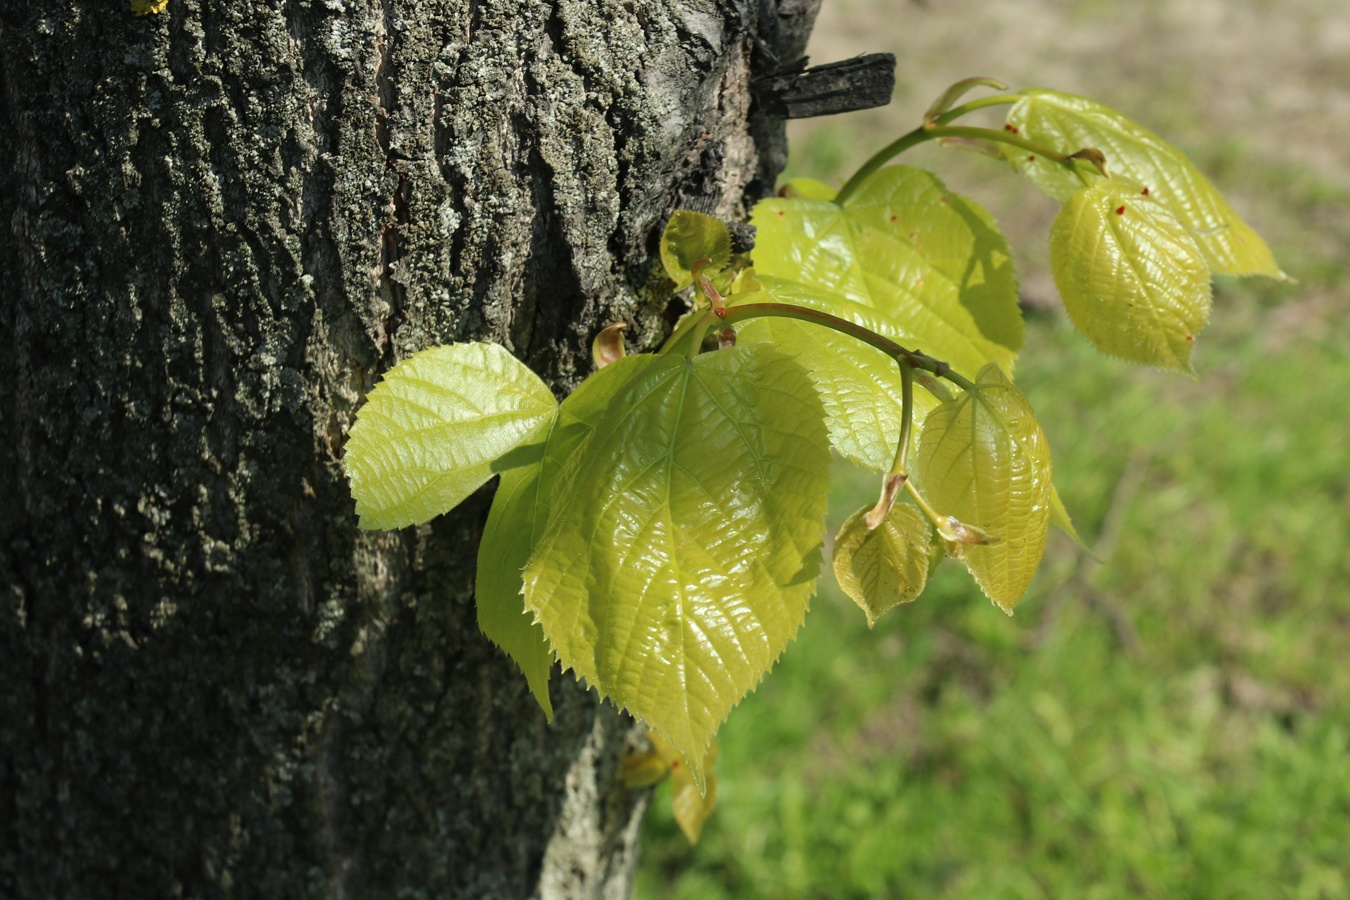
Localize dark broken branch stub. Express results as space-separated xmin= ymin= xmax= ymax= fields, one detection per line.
xmin=753 ymin=53 xmax=896 ymax=120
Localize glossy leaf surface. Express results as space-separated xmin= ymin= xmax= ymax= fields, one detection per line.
xmin=346 ymin=343 xmax=557 ymax=530
xmin=751 ymin=165 xmax=1022 ymax=377
xmin=1005 ymin=88 xmax=1282 ymax=277
xmin=523 ymin=345 xmax=830 ymax=790
xmin=1051 ymin=181 xmax=1212 ymax=371
xmin=832 ymin=502 xmax=932 ymax=627
xmin=476 ymin=356 xmax=659 ymax=719
xmin=917 ymin=364 xmax=1052 ymax=612
xmin=734 ymin=277 xmax=937 ymax=471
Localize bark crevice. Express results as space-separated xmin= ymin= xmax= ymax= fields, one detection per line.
xmin=0 ymin=2 xmax=813 ymax=896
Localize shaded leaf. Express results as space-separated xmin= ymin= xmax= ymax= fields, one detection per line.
xmin=476 ymin=355 xmax=659 ymax=720
xmin=832 ymin=502 xmax=932 ymax=626
xmin=917 ymin=364 xmax=1052 ymax=612
xmin=734 ymin=277 xmax=937 ymax=471
xmin=345 ymin=343 xmax=557 ymax=531
xmin=1051 ymin=181 xmax=1211 ymax=371
xmin=620 ymin=733 xmax=720 ymax=843
xmin=664 ymin=734 xmax=718 ymax=844
xmin=661 ymin=210 xmax=733 ymax=290
xmin=1005 ymin=88 xmax=1283 ymax=277
xmin=592 ymin=322 xmax=628 ymax=368
xmin=523 ymin=345 xmax=831 ymax=791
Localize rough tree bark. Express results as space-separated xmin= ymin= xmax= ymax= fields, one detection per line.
xmin=0 ymin=0 xmax=820 ymax=897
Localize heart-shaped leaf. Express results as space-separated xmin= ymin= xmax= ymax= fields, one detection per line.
xmin=522 ymin=345 xmax=831 ymax=790
xmin=476 ymin=355 xmax=659 ymax=719
xmin=1051 ymin=180 xmax=1212 ymax=371
xmin=751 ymin=165 xmax=1022 ymax=377
xmin=832 ymin=502 xmax=932 ymax=627
xmin=917 ymin=364 xmax=1052 ymax=612
xmin=345 ymin=343 xmax=558 ymax=530
xmin=1005 ymin=88 xmax=1283 ymax=278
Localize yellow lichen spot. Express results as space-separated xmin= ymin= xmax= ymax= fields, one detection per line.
xmin=130 ymin=0 xmax=169 ymax=15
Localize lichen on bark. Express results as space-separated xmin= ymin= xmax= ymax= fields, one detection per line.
xmin=0 ymin=1 xmax=814 ymax=896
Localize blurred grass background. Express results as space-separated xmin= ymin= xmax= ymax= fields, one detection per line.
xmin=637 ymin=1 xmax=1350 ymax=897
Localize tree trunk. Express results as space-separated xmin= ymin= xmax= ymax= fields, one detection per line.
xmin=0 ymin=1 xmax=818 ymax=897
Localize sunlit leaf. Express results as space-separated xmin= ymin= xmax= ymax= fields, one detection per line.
xmin=832 ymin=502 xmax=932 ymax=627
xmin=917 ymin=364 xmax=1052 ymax=612
xmin=751 ymin=165 xmax=1022 ymax=377
xmin=345 ymin=343 xmax=558 ymax=530
xmin=734 ymin=277 xmax=938 ymax=471
xmin=523 ymin=345 xmax=831 ymax=791
xmin=1005 ymin=88 xmax=1283 ymax=278
xmin=476 ymin=356 xmax=659 ymax=720
xmin=1051 ymin=181 xmax=1212 ymax=372
xmin=661 ymin=210 xmax=733 ymax=289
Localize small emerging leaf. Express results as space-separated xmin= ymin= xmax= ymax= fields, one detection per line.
xmin=924 ymin=75 xmax=1009 ymax=122
xmin=592 ymin=322 xmax=628 ymax=368
xmin=625 ymin=733 xmax=719 ymax=843
xmin=523 ymin=345 xmax=830 ymax=791
xmin=619 ymin=747 xmax=670 ymax=790
xmin=833 ymin=503 xmax=932 ymax=627
xmin=917 ymin=364 xmax=1052 ymax=612
xmin=1006 ymin=88 xmax=1283 ymax=278
xmin=345 ymin=343 xmax=558 ymax=530
xmin=1051 ymin=181 xmax=1211 ymax=371
xmin=666 ymin=736 xmax=718 ymax=844
xmin=661 ymin=210 xmax=733 ymax=290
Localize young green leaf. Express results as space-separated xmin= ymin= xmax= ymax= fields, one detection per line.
xmin=1005 ymin=88 xmax=1283 ymax=278
xmin=846 ymin=165 xmax=1024 ymax=353
xmin=661 ymin=210 xmax=733 ymax=290
xmin=733 ymin=277 xmax=937 ymax=471
xmin=832 ymin=502 xmax=932 ymax=627
xmin=476 ymin=355 xmax=660 ymax=720
xmin=664 ymin=735 xmax=718 ymax=844
xmin=779 ymin=177 xmax=838 ymax=201
xmin=916 ymin=364 xmax=1052 ymax=612
xmin=751 ymin=165 xmax=1022 ymax=376
xmin=1051 ymin=181 xmax=1212 ymax=372
xmin=620 ymin=733 xmax=719 ymax=843
xmin=1049 ymin=484 xmax=1096 ymax=558
xmin=345 ymin=342 xmax=558 ymax=531
xmin=522 ymin=345 xmax=831 ymax=791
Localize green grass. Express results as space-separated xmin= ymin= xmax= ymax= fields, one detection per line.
xmin=636 ymin=291 xmax=1350 ymax=898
